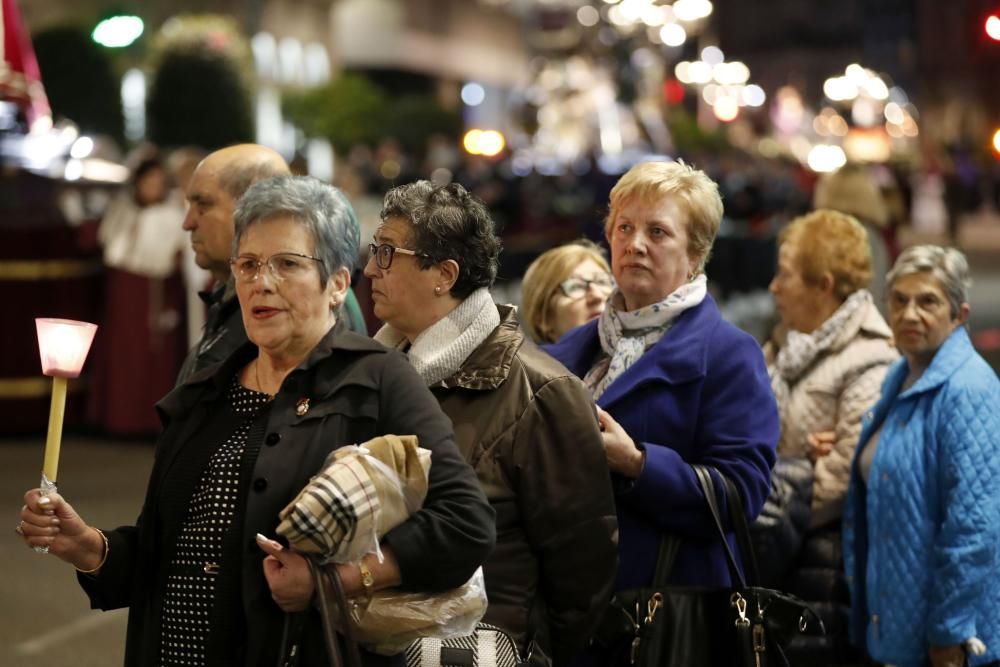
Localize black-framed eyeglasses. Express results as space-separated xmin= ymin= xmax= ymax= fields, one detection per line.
xmin=558 ymin=276 xmax=615 ymax=299
xmin=230 ymin=252 xmax=323 ymax=283
xmin=368 ymin=242 xmax=425 ymax=270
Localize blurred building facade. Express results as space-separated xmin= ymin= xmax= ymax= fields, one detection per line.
xmin=714 ymin=0 xmax=1000 ymax=151
xmin=22 ymin=0 xmax=530 ymax=85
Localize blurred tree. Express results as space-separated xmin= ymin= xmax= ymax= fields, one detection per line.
xmin=282 ymin=73 xmax=388 ymax=152
xmin=33 ymin=26 xmax=125 ymax=145
xmin=385 ymin=95 xmax=462 ymax=156
xmin=145 ymin=15 xmax=253 ymax=150
xmin=667 ymin=108 xmax=730 ymax=154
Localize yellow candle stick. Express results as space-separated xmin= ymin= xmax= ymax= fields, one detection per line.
xmin=42 ymin=376 xmax=67 ymax=483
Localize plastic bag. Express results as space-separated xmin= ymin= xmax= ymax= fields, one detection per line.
xmin=341 ymin=567 xmax=488 ymax=655
xmin=277 ymin=434 xmax=432 ymax=564
xmin=278 ymin=435 xmax=486 ymax=654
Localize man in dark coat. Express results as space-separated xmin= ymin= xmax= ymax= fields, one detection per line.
xmin=176 ymin=144 xmax=290 ymax=384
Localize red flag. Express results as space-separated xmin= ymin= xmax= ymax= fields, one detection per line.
xmin=1 ymin=0 xmax=51 ymax=125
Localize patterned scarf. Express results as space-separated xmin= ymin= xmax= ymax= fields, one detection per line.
xmin=584 ymin=274 xmax=707 ymax=399
xmin=374 ymin=287 xmax=500 ymax=387
xmin=770 ymin=289 xmax=872 ymax=405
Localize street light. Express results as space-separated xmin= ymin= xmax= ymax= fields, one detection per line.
xmin=92 ymin=15 xmax=144 ymax=48
xmin=986 ymin=14 xmax=1000 ymax=41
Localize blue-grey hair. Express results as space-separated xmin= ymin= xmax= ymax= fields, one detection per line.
xmin=232 ymin=175 xmax=359 ymax=286
xmin=886 ymin=244 xmax=971 ymax=318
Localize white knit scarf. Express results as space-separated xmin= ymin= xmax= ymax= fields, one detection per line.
xmin=374 ymin=287 xmax=500 ymax=386
xmin=584 ymin=274 xmax=707 ymax=400
xmin=770 ymin=289 xmax=872 ymax=405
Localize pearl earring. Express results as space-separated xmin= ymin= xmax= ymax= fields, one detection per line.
xmin=434 ymin=286 xmax=441 ymax=295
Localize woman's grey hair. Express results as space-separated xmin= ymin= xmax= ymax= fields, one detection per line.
xmin=886 ymin=244 xmax=971 ymax=318
xmin=233 ymin=175 xmax=359 ymax=285
xmin=380 ymin=180 xmax=501 ymax=299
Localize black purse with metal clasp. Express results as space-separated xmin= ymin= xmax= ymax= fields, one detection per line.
xmin=594 ymin=465 xmax=824 ymax=667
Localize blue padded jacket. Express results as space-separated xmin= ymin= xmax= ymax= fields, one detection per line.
xmin=843 ymin=327 xmax=1000 ymax=667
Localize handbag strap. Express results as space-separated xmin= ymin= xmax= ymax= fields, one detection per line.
xmin=648 ymin=465 xmax=762 ymax=588
xmin=715 ymin=468 xmax=761 ymax=585
xmin=692 ymin=465 xmax=746 ymax=588
xmin=307 ymin=556 xmax=364 ymax=667
xmin=278 ymin=611 xmax=309 ymax=667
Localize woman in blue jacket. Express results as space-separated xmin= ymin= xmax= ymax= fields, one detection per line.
xmin=546 ymin=160 xmax=779 ymax=664
xmin=844 ymin=245 xmax=1000 ymax=667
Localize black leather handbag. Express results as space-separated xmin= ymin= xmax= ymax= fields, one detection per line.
xmin=594 ymin=465 xmax=824 ymax=667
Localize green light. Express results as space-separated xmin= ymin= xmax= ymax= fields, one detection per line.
xmin=92 ymin=15 xmax=144 ymax=48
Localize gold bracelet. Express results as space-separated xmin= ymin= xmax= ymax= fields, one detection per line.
xmin=358 ymin=559 xmax=375 ymax=598
xmin=75 ymin=528 xmax=108 ymax=574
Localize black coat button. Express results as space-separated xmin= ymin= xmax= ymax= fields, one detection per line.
xmin=253 ymin=478 xmax=268 ymax=492
xmin=265 ymin=432 xmax=281 ymax=446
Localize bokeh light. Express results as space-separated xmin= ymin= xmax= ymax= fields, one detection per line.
xmin=577 ymin=5 xmax=600 ymax=27
xmin=92 ymin=15 xmax=144 ymax=48
xmin=461 ymin=83 xmax=486 ymax=106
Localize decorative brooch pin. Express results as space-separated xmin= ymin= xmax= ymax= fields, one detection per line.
xmin=295 ymin=398 xmax=310 ymax=416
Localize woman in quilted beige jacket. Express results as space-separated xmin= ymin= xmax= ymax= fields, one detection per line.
xmin=767 ymin=209 xmax=898 ymax=525
xmin=765 ymin=209 xmax=898 ymax=664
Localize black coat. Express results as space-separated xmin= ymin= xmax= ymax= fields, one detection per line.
xmin=175 ymin=282 xmax=246 ymax=386
xmin=79 ymin=322 xmax=496 ymax=666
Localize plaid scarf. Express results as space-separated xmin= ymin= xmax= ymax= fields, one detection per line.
xmin=770 ymin=289 xmax=872 ymax=404
xmin=585 ymin=274 xmax=707 ymax=400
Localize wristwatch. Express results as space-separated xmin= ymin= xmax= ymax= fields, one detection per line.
xmin=358 ymin=559 xmax=375 ymax=598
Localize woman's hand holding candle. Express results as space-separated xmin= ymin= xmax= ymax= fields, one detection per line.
xmin=17 ymin=490 xmax=105 ymax=571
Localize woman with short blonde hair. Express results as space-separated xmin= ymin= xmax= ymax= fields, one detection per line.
xmin=547 ymin=160 xmax=778 ymax=665
xmin=605 ymin=159 xmax=724 ymax=274
xmin=521 ymin=240 xmax=612 ymax=343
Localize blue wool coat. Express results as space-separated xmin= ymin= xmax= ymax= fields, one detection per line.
xmin=843 ymin=327 xmax=1000 ymax=667
xmin=545 ymin=295 xmax=778 ymax=591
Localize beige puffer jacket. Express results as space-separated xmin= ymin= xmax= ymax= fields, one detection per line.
xmin=765 ymin=298 xmax=898 ymax=528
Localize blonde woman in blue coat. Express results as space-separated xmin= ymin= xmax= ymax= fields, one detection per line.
xmin=546 ymin=160 xmax=778 ymax=665
xmin=844 ymin=245 xmax=1000 ymax=667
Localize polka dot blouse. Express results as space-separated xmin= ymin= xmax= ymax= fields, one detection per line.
xmin=159 ymin=375 xmax=271 ymax=666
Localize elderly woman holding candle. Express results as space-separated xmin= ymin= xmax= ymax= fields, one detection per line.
xmin=17 ymin=175 xmax=495 ymax=666
xmin=545 ymin=160 xmax=779 ymax=665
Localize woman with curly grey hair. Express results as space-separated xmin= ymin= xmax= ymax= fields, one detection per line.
xmin=365 ymin=180 xmax=618 ymax=665
xmin=844 ymin=245 xmax=1000 ymax=667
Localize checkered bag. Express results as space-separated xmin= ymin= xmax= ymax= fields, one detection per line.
xmin=276 ymin=434 xmax=430 ymax=563
xmin=405 ymin=623 xmax=524 ymax=667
